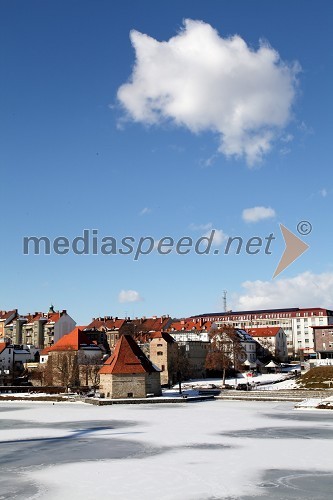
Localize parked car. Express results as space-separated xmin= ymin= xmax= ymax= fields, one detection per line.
xmin=236 ymin=383 xmax=251 ymax=391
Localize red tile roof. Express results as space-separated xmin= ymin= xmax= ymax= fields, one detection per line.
xmin=99 ymin=335 xmax=159 ymax=375
xmin=46 ymin=312 xmax=61 ymax=324
xmin=168 ymin=319 xmax=212 ymax=332
xmin=248 ymin=327 xmax=281 ymax=338
xmin=0 ymin=310 xmax=17 ymax=321
xmin=49 ymin=327 xmax=95 ymax=352
xmin=132 ymin=317 xmax=171 ymax=333
xmin=86 ymin=318 xmax=126 ymax=331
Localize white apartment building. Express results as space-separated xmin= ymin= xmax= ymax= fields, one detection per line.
xmin=192 ymin=308 xmax=333 ymax=358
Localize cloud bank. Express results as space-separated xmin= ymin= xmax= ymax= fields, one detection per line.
xmin=118 ymin=19 xmax=300 ymax=166
xmin=234 ymin=272 xmax=333 ymax=310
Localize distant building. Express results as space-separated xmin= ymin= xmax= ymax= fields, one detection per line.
xmin=4 ymin=305 xmax=76 ymax=349
xmin=149 ymin=331 xmax=178 ymax=385
xmin=85 ymin=316 xmax=129 ymax=350
xmin=247 ymin=327 xmax=288 ymax=362
xmin=0 ymin=342 xmax=33 ymax=385
xmin=192 ymin=307 xmax=333 ymax=357
xmin=99 ymin=335 xmax=161 ymax=398
xmin=167 ymin=318 xmax=212 ymax=342
xmin=313 ymin=325 xmax=333 ymax=359
xmin=0 ymin=310 xmax=18 ymax=341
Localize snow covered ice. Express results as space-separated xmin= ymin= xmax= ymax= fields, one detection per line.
xmin=0 ymin=400 xmax=333 ymax=499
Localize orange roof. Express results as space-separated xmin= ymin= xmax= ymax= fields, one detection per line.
xmin=40 ymin=347 xmax=52 ymax=355
xmin=49 ymin=327 xmax=95 ymax=352
xmin=99 ymin=335 xmax=158 ymax=375
xmin=0 ymin=342 xmax=8 ymax=354
xmin=248 ymin=327 xmax=281 ymax=338
xmin=150 ymin=331 xmax=176 ymax=343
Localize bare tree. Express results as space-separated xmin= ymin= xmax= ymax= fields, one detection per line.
xmin=206 ymin=326 xmax=246 ymax=385
xmin=168 ymin=344 xmax=190 ymax=393
xmin=47 ymin=351 xmax=80 ymax=387
xmin=79 ymin=353 xmax=104 ymax=387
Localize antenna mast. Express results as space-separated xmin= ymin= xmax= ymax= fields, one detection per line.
xmin=223 ymin=290 xmax=227 ymax=312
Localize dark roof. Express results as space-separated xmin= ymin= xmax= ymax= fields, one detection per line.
xmin=99 ymin=335 xmax=159 ymax=375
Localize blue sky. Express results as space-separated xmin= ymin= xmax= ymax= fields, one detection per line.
xmin=1 ymin=0 xmax=333 ymax=324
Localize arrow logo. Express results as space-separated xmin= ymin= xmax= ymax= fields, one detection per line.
xmin=273 ymin=224 xmax=309 ymax=279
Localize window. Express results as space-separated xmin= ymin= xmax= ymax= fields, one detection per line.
xmin=161 ymin=365 xmax=165 ymax=371
xmin=157 ymin=351 xmax=163 ymax=356
xmin=157 ymin=343 xmax=163 ymax=347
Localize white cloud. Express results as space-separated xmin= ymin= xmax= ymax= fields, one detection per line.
xmin=117 ymin=19 xmax=300 ymax=166
xmin=189 ymin=222 xmax=213 ymax=231
xmin=139 ymin=207 xmax=151 ymax=215
xmin=320 ymin=188 xmax=328 ymax=198
xmin=203 ymin=228 xmax=227 ymax=247
xmin=118 ymin=290 xmax=143 ymax=303
xmin=233 ymin=272 xmax=333 ymax=310
xmin=242 ymin=206 xmax=276 ymax=223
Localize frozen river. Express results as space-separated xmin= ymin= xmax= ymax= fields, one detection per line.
xmin=0 ymin=400 xmax=333 ymax=499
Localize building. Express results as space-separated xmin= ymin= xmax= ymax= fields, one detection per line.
xmin=99 ymin=334 xmax=161 ymax=398
xmin=313 ymin=325 xmax=333 ymax=359
xmin=85 ymin=316 xmax=129 ymax=350
xmin=0 ymin=310 xmax=18 ymax=341
xmin=3 ymin=306 xmax=76 ymax=349
xmin=0 ymin=342 xmax=34 ymax=385
xmin=192 ymin=307 xmax=333 ymax=358
xmin=149 ymin=331 xmax=178 ymax=385
xmin=247 ymin=327 xmax=288 ymax=362
xmin=166 ymin=318 xmax=212 ymax=342
xmin=45 ymin=327 xmax=105 ymax=387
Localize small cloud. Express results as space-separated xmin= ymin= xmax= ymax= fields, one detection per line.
xmin=320 ymin=188 xmax=328 ymax=198
xmin=118 ymin=290 xmax=143 ymax=303
xmin=200 ymin=153 xmax=218 ymax=168
xmin=139 ymin=207 xmax=151 ymax=216
xmin=242 ymin=206 xmax=276 ymax=223
xmin=203 ymin=228 xmax=227 ymax=247
xmin=189 ymin=222 xmax=213 ymax=231
xmin=281 ymin=133 xmax=294 ymax=143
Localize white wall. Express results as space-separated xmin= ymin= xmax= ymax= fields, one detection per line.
xmin=54 ymin=314 xmax=76 ymax=344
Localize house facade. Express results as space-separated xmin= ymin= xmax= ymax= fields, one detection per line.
xmin=149 ymin=331 xmax=178 ymax=385
xmin=313 ymin=325 xmax=333 ymax=359
xmin=247 ymin=327 xmax=288 ymax=362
